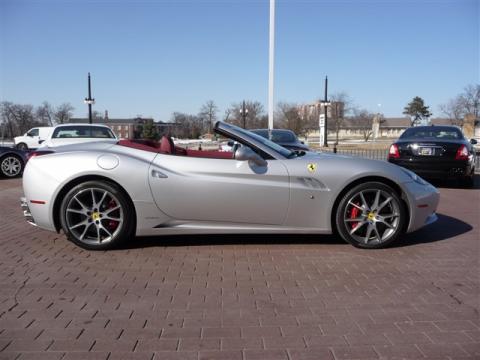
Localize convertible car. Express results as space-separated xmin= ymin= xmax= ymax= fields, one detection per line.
xmin=21 ymin=121 xmax=439 ymax=250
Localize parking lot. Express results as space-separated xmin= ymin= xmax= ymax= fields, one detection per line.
xmin=0 ymin=177 xmax=479 ymax=360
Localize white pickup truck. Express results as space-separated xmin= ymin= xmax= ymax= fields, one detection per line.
xmin=14 ymin=127 xmax=54 ymax=150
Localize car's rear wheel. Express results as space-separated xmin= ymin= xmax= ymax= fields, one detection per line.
xmin=335 ymin=182 xmax=406 ymax=249
xmin=460 ymin=169 xmax=475 ymax=188
xmin=60 ymin=181 xmax=135 ymax=250
xmin=0 ymin=154 xmax=24 ymax=177
xmin=16 ymin=143 xmax=28 ymax=150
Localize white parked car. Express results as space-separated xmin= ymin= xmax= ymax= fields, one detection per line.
xmin=14 ymin=127 xmax=54 ymax=150
xmin=39 ymin=124 xmax=117 ymax=148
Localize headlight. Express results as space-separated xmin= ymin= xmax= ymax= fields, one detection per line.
xmin=401 ymin=168 xmax=429 ymax=185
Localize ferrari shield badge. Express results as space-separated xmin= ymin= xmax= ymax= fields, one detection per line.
xmin=307 ymin=163 xmax=317 ymax=173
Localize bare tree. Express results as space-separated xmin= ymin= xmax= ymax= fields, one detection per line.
xmin=223 ymin=109 xmax=231 ymax=122
xmin=54 ymin=103 xmax=74 ymax=124
xmin=351 ymin=109 xmax=377 ymax=142
xmin=227 ymin=101 xmax=266 ymax=129
xmin=171 ymin=112 xmax=204 ymax=139
xmin=0 ymin=102 xmax=17 ymax=138
xmin=35 ymin=101 xmax=54 ymax=126
xmin=439 ymin=96 xmax=465 ymax=126
xmin=0 ymin=102 xmax=37 ymax=136
xmin=328 ymin=92 xmax=353 ymax=144
xmin=199 ymin=100 xmax=218 ymax=134
xmin=458 ymin=84 xmax=480 ymax=118
xmin=439 ymin=84 xmax=479 ymax=126
xmin=276 ymin=102 xmax=308 ymax=136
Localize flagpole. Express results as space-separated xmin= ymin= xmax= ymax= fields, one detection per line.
xmin=268 ymin=0 xmax=275 ymax=131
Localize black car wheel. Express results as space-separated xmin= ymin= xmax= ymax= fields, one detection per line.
xmin=460 ymin=169 xmax=475 ymax=188
xmin=335 ymin=182 xmax=407 ymax=249
xmin=60 ymin=181 xmax=135 ymax=250
xmin=0 ymin=154 xmax=24 ymax=177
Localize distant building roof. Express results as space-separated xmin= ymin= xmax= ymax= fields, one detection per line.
xmin=69 ymin=117 xmax=154 ymax=124
xmin=381 ymin=117 xmax=411 ymax=128
xmin=429 ymin=118 xmax=454 ymax=126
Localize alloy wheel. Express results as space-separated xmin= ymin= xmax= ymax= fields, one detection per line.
xmin=65 ymin=187 xmax=124 ymax=245
xmin=343 ymin=188 xmax=401 ymax=245
xmin=1 ymin=156 xmax=22 ymax=177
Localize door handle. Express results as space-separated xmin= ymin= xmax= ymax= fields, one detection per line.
xmin=151 ymin=169 xmax=168 ymax=179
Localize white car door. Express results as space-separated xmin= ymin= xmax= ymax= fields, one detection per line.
xmin=148 ymin=154 xmax=290 ymax=225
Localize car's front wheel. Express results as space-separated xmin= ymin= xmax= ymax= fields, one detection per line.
xmin=335 ymin=182 xmax=407 ymax=249
xmin=0 ymin=154 xmax=24 ymax=177
xmin=60 ymin=181 xmax=135 ymax=250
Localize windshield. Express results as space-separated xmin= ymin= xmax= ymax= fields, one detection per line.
xmin=400 ymin=126 xmax=463 ymax=140
xmin=218 ymin=124 xmax=295 ymax=158
xmin=52 ymin=126 xmax=116 ymax=139
xmin=252 ymin=129 xmax=297 ymax=143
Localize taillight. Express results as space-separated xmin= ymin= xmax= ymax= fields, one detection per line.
xmin=26 ymin=150 xmax=55 ymax=162
xmin=455 ymin=145 xmax=469 ymax=160
xmin=388 ymin=144 xmax=400 ymax=159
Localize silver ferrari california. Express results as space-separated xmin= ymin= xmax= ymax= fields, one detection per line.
xmin=21 ymin=121 xmax=439 ymax=250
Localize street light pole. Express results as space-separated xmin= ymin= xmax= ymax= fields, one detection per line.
xmin=240 ymin=100 xmax=248 ymax=129
xmin=84 ymin=72 xmax=95 ymax=124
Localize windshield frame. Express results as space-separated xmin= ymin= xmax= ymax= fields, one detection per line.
xmin=214 ymin=122 xmax=295 ymax=159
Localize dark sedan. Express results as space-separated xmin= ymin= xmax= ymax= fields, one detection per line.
xmin=251 ymin=129 xmax=310 ymax=151
xmin=387 ymin=125 xmax=477 ymax=187
xmin=0 ymin=146 xmax=28 ymax=178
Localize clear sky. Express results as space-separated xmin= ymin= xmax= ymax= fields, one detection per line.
xmin=1 ymin=0 xmax=479 ymax=122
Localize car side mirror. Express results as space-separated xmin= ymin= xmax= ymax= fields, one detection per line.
xmin=301 ymin=141 xmax=305 ymax=144
xmin=227 ymin=140 xmax=234 ymax=147
xmin=235 ymin=146 xmax=267 ymax=167
xmin=470 ymin=139 xmax=478 ymax=145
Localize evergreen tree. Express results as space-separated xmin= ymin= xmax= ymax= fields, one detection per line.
xmin=141 ymin=120 xmax=159 ymax=140
xmin=403 ymin=96 xmax=432 ymax=126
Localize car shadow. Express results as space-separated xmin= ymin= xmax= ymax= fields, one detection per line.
xmin=390 ymin=213 xmax=473 ymax=248
xmin=116 ymin=213 xmax=472 ymax=250
xmin=118 ymin=233 xmax=343 ymax=250
xmin=428 ymin=174 xmax=480 ymax=190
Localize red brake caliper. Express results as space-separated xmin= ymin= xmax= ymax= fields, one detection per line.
xmin=107 ymin=199 xmax=119 ymax=231
xmin=350 ymin=203 xmax=360 ymax=229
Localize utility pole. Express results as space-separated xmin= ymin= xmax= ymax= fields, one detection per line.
xmin=84 ymin=73 xmax=95 ymax=124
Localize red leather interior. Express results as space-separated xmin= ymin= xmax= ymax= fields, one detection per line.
xmin=118 ymin=139 xmax=159 ymax=153
xmin=118 ymin=138 xmax=233 ymax=159
xmin=159 ymin=136 xmax=174 ymax=154
xmin=185 ymin=149 xmax=232 ymax=159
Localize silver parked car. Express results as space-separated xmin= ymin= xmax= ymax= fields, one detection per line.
xmin=21 ymin=121 xmax=439 ymax=250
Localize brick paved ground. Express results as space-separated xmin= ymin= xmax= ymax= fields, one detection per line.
xmin=0 ymin=177 xmax=479 ymax=360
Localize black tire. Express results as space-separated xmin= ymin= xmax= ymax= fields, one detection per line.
xmin=460 ymin=170 xmax=475 ymax=188
xmin=335 ymin=182 xmax=407 ymax=249
xmin=16 ymin=143 xmax=28 ymax=150
xmin=0 ymin=154 xmax=24 ymax=178
xmin=59 ymin=180 xmax=135 ymax=250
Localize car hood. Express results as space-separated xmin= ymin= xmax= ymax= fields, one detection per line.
xmin=288 ymin=151 xmax=413 ymax=184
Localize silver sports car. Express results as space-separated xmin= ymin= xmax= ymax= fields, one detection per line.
xmin=21 ymin=121 xmax=439 ymax=250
